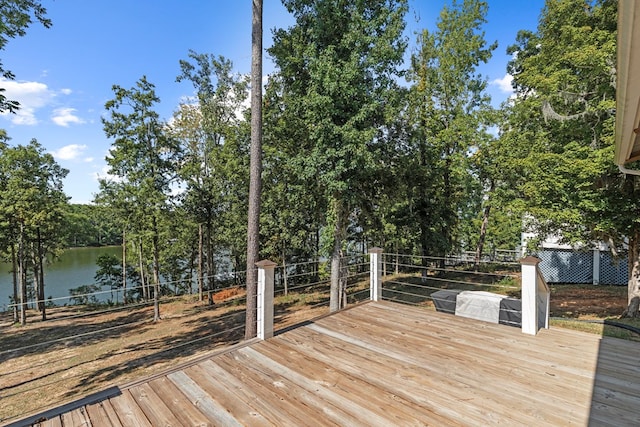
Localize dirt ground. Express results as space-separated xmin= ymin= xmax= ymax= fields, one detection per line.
xmin=0 ymin=282 xmax=635 ymax=423
xmin=549 ymin=284 xmax=628 ymax=318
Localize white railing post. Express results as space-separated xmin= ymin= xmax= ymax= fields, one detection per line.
xmin=256 ymin=260 xmax=277 ymax=340
xmin=369 ymin=248 xmax=383 ymax=301
xmin=592 ymin=247 xmax=601 ymax=285
xmin=520 ymin=256 xmax=550 ymax=335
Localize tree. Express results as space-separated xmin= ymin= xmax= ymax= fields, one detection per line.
xmin=0 ymin=139 xmax=68 ymax=324
xmin=101 ymin=76 xmax=178 ymax=321
xmin=61 ymin=203 xmax=121 ymax=247
xmin=245 ymin=0 xmax=263 ymax=338
xmin=501 ymin=1 xmax=639 ymax=312
xmin=174 ymin=51 xmax=249 ymax=303
xmin=269 ymin=0 xmax=408 ymax=312
xmin=0 ymin=1 xmax=51 ymax=113
xmin=405 ymin=0 xmax=497 ymax=264
xmin=94 ymin=254 xmax=122 ymax=302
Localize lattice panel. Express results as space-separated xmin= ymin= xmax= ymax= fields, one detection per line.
xmin=537 ymin=249 xmax=593 ymax=284
xmin=599 ymin=251 xmax=628 ymax=285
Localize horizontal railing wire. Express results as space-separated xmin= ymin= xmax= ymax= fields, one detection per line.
xmin=0 ymin=304 xmax=248 ymax=357
xmin=381 ymin=287 xmax=520 ymax=321
xmin=383 ymin=275 xmax=517 ymax=291
xmin=383 ymin=252 xmax=520 ymax=267
xmin=379 ymin=254 xmax=521 ymax=323
xmin=381 ymin=260 xmax=517 ymax=279
xmin=5 ymin=268 xmax=250 ymax=311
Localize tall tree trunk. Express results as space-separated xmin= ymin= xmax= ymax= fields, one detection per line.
xmin=11 ymin=243 xmax=18 ymax=323
xmin=475 ymin=180 xmax=495 ymax=266
xmin=198 ymin=223 xmax=204 ymax=302
xmin=245 ymin=0 xmax=263 ymax=340
xmin=31 ymin=245 xmax=40 ymax=312
xmin=122 ymin=229 xmax=128 ymax=305
xmin=622 ymin=227 xmax=640 ymax=318
xmin=441 ymin=151 xmax=454 ymax=270
xmin=18 ymin=222 xmax=27 ymax=326
xmin=32 ymin=260 xmax=39 ymax=310
xmin=138 ymin=238 xmax=147 ymax=301
xmin=329 ymin=197 xmax=347 ymax=312
xmin=152 ymin=216 xmax=161 ymax=322
xmin=282 ymin=246 xmax=288 ymax=296
xmin=206 ymin=221 xmax=215 ymax=305
xmin=37 ymin=228 xmax=46 ymax=320
xmin=418 ymin=142 xmax=431 ymax=277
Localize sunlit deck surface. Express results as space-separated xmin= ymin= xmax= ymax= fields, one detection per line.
xmin=13 ymin=301 xmax=640 ymax=426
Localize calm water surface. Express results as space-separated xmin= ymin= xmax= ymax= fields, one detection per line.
xmin=0 ymin=246 xmax=121 ymax=310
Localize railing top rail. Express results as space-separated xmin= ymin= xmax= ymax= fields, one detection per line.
xmin=536 ymin=267 xmax=550 ymax=294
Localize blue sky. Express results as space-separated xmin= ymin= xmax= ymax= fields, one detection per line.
xmin=0 ymin=0 xmax=545 ymax=204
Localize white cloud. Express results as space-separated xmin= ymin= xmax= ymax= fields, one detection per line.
xmin=0 ymin=78 xmax=54 ymax=125
xmin=52 ymin=144 xmax=88 ymax=161
xmin=491 ymin=74 xmax=514 ymax=94
xmin=52 ymin=107 xmax=85 ymax=127
xmin=0 ymin=78 xmax=79 ymax=126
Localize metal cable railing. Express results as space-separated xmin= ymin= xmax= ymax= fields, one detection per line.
xmin=379 ymin=253 xmax=521 ymax=326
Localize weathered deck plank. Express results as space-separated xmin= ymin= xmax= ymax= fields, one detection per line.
xmin=213 ymin=351 xmax=339 ymax=426
xmin=85 ymin=400 xmax=122 ymax=427
xmin=146 ymin=377 xmax=211 ymax=427
xmin=182 ymin=364 xmax=270 ymax=427
xmin=10 ymin=301 xmax=640 ymax=427
xmin=256 ymin=337 xmax=449 ymax=426
xmin=127 ymin=383 xmax=182 ymax=427
xmin=334 ymin=313 xmax=594 ymax=423
xmin=107 ymin=390 xmax=151 ymax=427
xmin=166 ymin=370 xmax=241 ymax=427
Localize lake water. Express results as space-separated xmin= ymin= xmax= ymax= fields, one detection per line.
xmin=0 ymin=246 xmax=122 ymax=311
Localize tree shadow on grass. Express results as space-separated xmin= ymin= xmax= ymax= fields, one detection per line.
xmin=0 ymin=308 xmax=155 ymax=360
xmin=68 ymin=306 xmax=247 ymax=396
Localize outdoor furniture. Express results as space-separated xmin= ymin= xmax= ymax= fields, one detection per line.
xmin=432 ymin=289 xmax=522 ymax=328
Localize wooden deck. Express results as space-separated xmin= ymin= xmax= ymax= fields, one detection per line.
xmin=10 ymin=301 xmax=640 ymax=427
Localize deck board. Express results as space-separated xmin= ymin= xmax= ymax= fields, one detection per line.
xmin=10 ymin=301 xmax=640 ymax=427
xmin=107 ymin=390 xmax=151 ymax=427
xmin=146 ymin=377 xmax=211 ymax=427
xmin=85 ymin=400 xmax=122 ymax=427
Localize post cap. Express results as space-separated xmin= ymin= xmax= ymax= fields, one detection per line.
xmin=255 ymin=259 xmax=278 ymax=268
xmin=369 ymin=247 xmax=383 ymax=254
xmin=519 ymin=255 xmax=541 ymax=266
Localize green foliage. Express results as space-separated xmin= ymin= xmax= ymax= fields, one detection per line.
xmin=267 ymin=0 xmax=408 ymax=257
xmin=0 ymin=139 xmax=69 ymax=261
xmin=94 ymin=254 xmax=121 ymax=289
xmin=60 ymin=203 xmax=121 ymax=247
xmin=172 ymin=51 xmax=250 ymax=281
xmin=100 ymin=76 xmax=180 ymax=319
xmin=69 ymin=284 xmax=101 ymax=306
xmin=0 ymin=0 xmax=51 ymax=113
xmin=502 ymin=0 xmax=620 ymax=248
xmin=401 ymin=0 xmax=497 ymax=258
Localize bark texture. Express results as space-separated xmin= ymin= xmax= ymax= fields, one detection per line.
xmin=245 ymin=0 xmax=263 ymax=339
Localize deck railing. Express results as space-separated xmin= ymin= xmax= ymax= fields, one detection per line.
xmin=363 ymin=250 xmax=550 ymax=336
